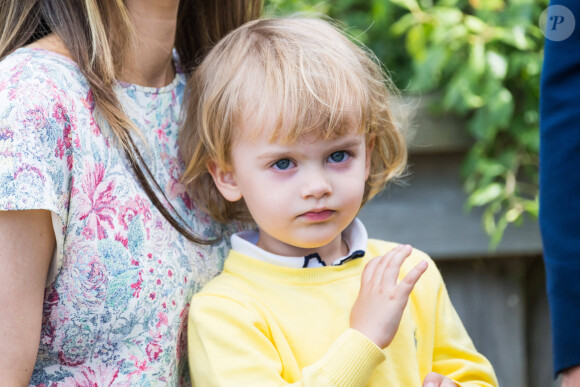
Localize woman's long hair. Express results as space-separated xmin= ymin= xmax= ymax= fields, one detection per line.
xmin=0 ymin=0 xmax=262 ymax=244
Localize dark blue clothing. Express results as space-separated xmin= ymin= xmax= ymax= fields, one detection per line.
xmin=540 ymin=0 xmax=580 ymax=377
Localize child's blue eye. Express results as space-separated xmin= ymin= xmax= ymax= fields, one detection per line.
xmin=328 ymin=151 xmax=349 ymax=163
xmin=273 ymin=159 xmax=292 ymax=170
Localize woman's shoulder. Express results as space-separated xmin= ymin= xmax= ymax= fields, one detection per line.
xmin=0 ymin=47 xmax=89 ymax=99
xmin=0 ymin=48 xmax=93 ymax=142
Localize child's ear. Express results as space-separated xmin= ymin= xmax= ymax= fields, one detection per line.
xmin=207 ymin=160 xmax=243 ymax=202
xmin=365 ymin=136 xmax=375 ymax=180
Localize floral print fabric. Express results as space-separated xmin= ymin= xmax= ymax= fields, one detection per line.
xmin=0 ymin=48 xmax=232 ymax=386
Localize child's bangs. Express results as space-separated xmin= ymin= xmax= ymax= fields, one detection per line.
xmin=236 ymin=22 xmax=372 ymax=144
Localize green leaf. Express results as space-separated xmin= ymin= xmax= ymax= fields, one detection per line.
xmin=461 ymin=144 xmax=485 ymax=179
xmin=391 ymin=13 xmax=417 ymax=36
xmin=371 ymin=0 xmax=388 ymax=22
xmin=443 ymin=71 xmax=484 ymax=113
xmin=389 ymin=0 xmax=420 ymax=11
xmin=487 ymin=51 xmax=508 ymax=79
xmin=475 ymin=159 xmax=507 ymax=178
xmin=431 ymin=7 xmax=463 ymax=25
xmin=412 ymin=46 xmax=447 ymax=90
xmin=523 ymin=198 xmax=539 ymax=217
xmin=505 ymin=206 xmax=522 ymax=223
xmin=488 ymin=87 xmax=514 ymax=127
xmin=474 ymin=0 xmax=505 ymax=11
xmin=495 ymin=25 xmax=530 ymax=50
xmin=490 ymin=215 xmax=509 ymax=250
xmin=406 ymin=24 xmax=427 ymax=60
xmin=515 ymin=124 xmax=540 ymax=152
xmin=464 ymin=15 xmax=487 ymax=34
xmin=468 ymin=183 xmax=504 ymax=207
xmin=482 ymin=202 xmax=501 ymax=234
xmin=438 ymin=0 xmax=459 ymax=6
xmin=469 ymin=40 xmax=486 ymax=76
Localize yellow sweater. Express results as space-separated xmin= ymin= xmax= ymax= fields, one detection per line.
xmin=188 ymin=239 xmax=498 ymax=386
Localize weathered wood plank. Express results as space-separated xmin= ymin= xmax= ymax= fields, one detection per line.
xmin=359 ymin=153 xmax=542 ymax=259
xmin=438 ymin=258 xmax=528 ymax=387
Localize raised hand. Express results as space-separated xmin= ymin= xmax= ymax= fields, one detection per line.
xmin=350 ymin=244 xmax=428 ymax=349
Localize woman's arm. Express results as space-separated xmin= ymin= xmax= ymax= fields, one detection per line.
xmin=0 ymin=210 xmax=55 ymax=385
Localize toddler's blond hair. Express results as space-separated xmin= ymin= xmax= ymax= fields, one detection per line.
xmin=180 ymin=17 xmax=408 ymax=224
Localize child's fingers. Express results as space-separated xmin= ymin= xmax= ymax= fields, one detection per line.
xmin=368 ymin=252 xmax=392 ymax=288
xmin=361 ymin=244 xmax=415 ymax=290
xmin=361 ymin=248 xmax=394 ymax=288
xmin=367 ymin=244 xmax=407 ymax=288
xmin=422 ymin=372 xmax=458 ymax=387
xmin=360 ymin=255 xmax=383 ymax=284
xmin=363 ymin=244 xmax=411 ymax=289
xmin=383 ymin=244 xmax=413 ymax=284
xmin=395 ymin=260 xmax=428 ymax=301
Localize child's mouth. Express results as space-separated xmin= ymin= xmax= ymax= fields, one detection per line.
xmin=302 ymin=209 xmax=334 ymax=222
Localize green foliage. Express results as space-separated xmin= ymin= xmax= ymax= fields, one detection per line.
xmin=264 ymin=0 xmax=546 ymax=248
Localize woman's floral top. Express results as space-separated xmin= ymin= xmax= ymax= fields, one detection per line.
xmin=0 ymin=48 xmax=233 ymax=386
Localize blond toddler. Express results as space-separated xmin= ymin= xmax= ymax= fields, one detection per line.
xmin=181 ymin=17 xmax=498 ymax=387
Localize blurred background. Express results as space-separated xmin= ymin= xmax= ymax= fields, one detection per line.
xmin=263 ymin=0 xmax=549 ymax=386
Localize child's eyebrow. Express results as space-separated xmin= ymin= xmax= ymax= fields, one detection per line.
xmin=256 ymin=150 xmax=294 ymax=160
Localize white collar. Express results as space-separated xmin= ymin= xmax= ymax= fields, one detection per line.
xmin=231 ymin=218 xmax=368 ymax=268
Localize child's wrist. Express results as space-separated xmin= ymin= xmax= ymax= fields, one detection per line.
xmin=350 ymin=326 xmax=385 ymax=349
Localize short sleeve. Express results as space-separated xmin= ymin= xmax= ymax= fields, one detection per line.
xmin=0 ymin=52 xmax=77 ymax=283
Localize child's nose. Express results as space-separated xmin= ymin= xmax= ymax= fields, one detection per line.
xmin=301 ymin=170 xmax=332 ymax=199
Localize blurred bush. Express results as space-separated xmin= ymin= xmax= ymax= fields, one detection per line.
xmin=264 ymin=0 xmax=547 ymax=247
